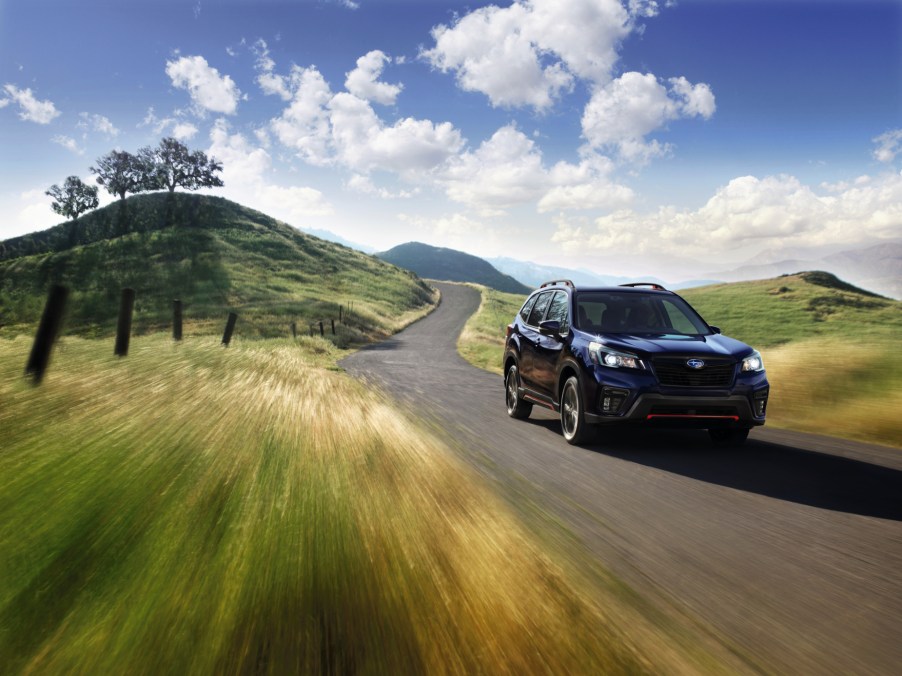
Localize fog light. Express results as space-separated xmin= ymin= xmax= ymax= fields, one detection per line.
xmin=601 ymin=387 xmax=629 ymax=415
xmin=752 ymin=388 xmax=769 ymax=417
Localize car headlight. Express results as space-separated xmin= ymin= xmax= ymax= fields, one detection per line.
xmin=589 ymin=342 xmax=645 ymax=369
xmin=741 ymin=350 xmax=764 ymax=373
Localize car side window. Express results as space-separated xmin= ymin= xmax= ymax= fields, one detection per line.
xmin=545 ymin=291 xmax=570 ymax=333
xmin=662 ymin=299 xmax=698 ymax=334
xmin=519 ymin=295 xmax=538 ymax=322
xmin=526 ymin=292 xmax=552 ymax=326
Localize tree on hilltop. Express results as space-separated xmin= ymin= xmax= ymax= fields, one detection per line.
xmin=90 ymin=150 xmax=151 ymax=200
xmin=46 ymin=176 xmax=99 ymax=221
xmin=142 ymin=137 xmax=224 ymax=193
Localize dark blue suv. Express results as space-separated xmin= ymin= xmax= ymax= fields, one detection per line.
xmin=503 ymin=280 xmax=769 ymax=446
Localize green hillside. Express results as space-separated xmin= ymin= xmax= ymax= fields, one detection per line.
xmin=0 ymin=193 xmax=436 ymax=342
xmin=377 ymin=242 xmax=531 ymax=294
xmin=679 ymin=271 xmax=901 ymax=348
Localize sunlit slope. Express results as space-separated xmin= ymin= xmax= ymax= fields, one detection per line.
xmin=680 ymin=273 xmax=902 ymax=446
xmin=0 ymin=193 xmax=435 ymax=340
xmin=679 ymin=271 xmax=901 ymax=348
xmin=0 ymin=335 xmax=693 ymax=674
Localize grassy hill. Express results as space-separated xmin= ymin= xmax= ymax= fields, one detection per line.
xmin=0 ymin=193 xmax=436 ymax=342
xmin=458 ymin=274 xmax=902 ymax=447
xmin=679 ymin=271 xmax=901 ymax=348
xmin=377 ymin=242 xmax=531 ymax=295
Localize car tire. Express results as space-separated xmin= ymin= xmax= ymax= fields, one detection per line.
xmin=505 ymin=364 xmax=533 ymax=419
xmin=708 ymin=427 xmax=750 ymax=447
xmin=560 ymin=376 xmax=592 ymax=445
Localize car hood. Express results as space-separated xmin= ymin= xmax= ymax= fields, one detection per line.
xmin=594 ymin=332 xmax=753 ymax=359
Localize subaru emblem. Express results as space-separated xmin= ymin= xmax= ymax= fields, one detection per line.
xmin=686 ymin=359 xmax=705 ymax=369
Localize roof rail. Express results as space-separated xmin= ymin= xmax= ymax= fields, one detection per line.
xmin=619 ymin=282 xmax=667 ymax=291
xmin=539 ymin=279 xmax=575 ymax=289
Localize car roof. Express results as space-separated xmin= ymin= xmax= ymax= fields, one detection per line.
xmin=532 ymin=280 xmax=674 ymax=295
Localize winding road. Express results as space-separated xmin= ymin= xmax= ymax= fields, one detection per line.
xmin=342 ymin=282 xmax=902 ymax=674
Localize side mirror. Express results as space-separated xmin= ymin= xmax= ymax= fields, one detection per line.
xmin=539 ymin=319 xmax=562 ymax=336
xmin=709 ymin=325 xmax=721 ymax=334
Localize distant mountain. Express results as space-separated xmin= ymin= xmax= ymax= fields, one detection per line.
xmin=378 ymin=243 xmax=531 ymax=294
xmin=705 ymin=242 xmax=902 ymax=300
xmin=486 ymin=256 xmax=717 ymax=291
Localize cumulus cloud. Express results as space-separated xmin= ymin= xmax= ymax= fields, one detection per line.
xmin=52 ymin=135 xmax=84 ymax=155
xmin=873 ymin=129 xmax=902 ymax=164
xmin=551 ymin=172 xmax=902 ymax=260
xmin=344 ymin=50 xmax=403 ymax=105
xmin=78 ymin=112 xmax=119 ymax=137
xmin=270 ymin=66 xmax=335 ymax=165
xmin=165 ymin=55 xmax=241 ymax=115
xmin=422 ymin=0 xmax=637 ymax=111
xmin=207 ymin=119 xmax=333 ymax=221
xmin=1 ymin=84 xmax=61 ymax=124
xmin=436 ymin=124 xmax=633 ymax=215
xmin=329 ymin=92 xmax=465 ymax=175
xmin=581 ymin=72 xmax=715 ymax=163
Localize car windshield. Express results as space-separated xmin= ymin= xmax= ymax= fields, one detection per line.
xmin=574 ymin=292 xmax=711 ymax=335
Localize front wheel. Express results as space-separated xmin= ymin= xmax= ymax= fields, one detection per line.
xmin=708 ymin=427 xmax=750 ymax=447
xmin=560 ymin=376 xmax=592 ymax=445
xmin=505 ymin=364 xmax=533 ymax=419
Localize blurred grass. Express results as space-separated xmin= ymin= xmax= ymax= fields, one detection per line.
xmin=458 ymin=278 xmax=902 ymax=447
xmin=0 ymin=334 xmax=667 ymax=674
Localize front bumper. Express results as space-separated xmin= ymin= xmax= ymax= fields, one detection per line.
xmin=583 ymin=368 xmax=769 ymax=428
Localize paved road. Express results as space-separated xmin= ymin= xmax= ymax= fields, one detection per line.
xmin=341 ymin=282 xmax=902 ymax=674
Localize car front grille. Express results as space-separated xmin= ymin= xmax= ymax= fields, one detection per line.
xmin=652 ymin=357 xmax=736 ymax=387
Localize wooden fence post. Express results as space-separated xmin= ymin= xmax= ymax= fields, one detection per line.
xmin=222 ymin=312 xmax=237 ymax=346
xmin=309 ymin=324 xmax=314 ymax=337
xmin=291 ymin=321 xmax=297 ymax=339
xmin=319 ymin=321 xmax=324 ymax=337
xmin=25 ymin=284 xmax=68 ymax=384
xmin=331 ymin=318 xmax=335 ymax=335
xmin=173 ymin=299 xmax=182 ymax=341
xmin=114 ymin=288 xmax=135 ymax=357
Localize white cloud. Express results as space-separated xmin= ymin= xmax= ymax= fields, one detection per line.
xmin=436 ymin=124 xmax=633 ymax=215
xmin=440 ymin=124 xmax=548 ymax=213
xmin=329 ymin=93 xmax=465 ymax=175
xmin=171 ymin=122 xmax=199 ymax=140
xmin=78 ymin=112 xmax=120 ymax=137
xmin=51 ymin=135 xmax=84 ymax=155
xmin=873 ymin=129 xmax=902 ymax=164
xmin=344 ymin=50 xmax=403 ymax=105
xmin=270 ymin=66 xmax=335 ymax=165
xmin=551 ymin=172 xmax=902 ymax=261
xmin=165 ymin=55 xmax=241 ymax=115
xmin=207 ymin=119 xmax=334 ymax=222
xmin=253 ymin=39 xmax=294 ymax=101
xmin=2 ymin=84 xmax=61 ymax=124
xmin=581 ymin=71 xmax=715 ymax=163
xmin=422 ymin=0 xmax=633 ymax=111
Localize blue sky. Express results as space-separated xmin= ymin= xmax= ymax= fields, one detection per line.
xmin=1 ymin=0 xmax=900 ymax=280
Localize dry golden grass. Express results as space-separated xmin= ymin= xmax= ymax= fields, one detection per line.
xmin=1 ymin=334 xmax=680 ymax=674
xmin=762 ymin=337 xmax=902 ymax=446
